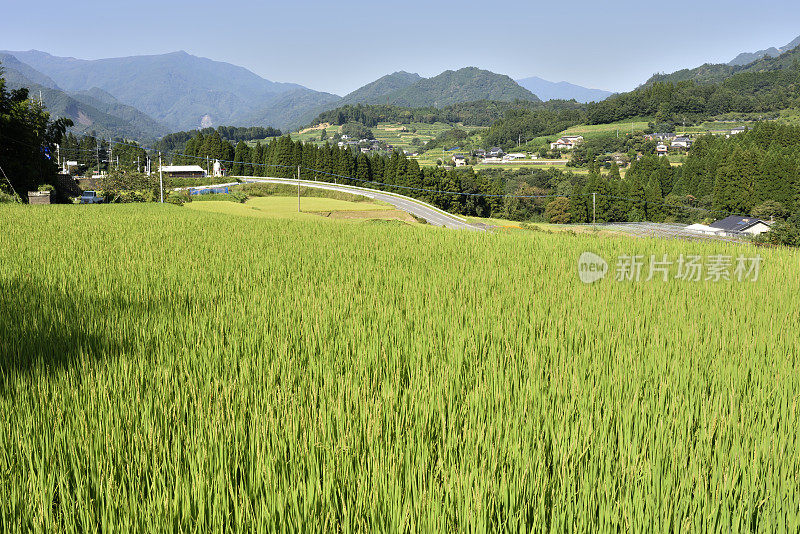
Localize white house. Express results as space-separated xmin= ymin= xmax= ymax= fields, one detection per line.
xmin=671 ymin=136 xmax=692 ymax=148
xmin=451 ymin=154 xmax=468 ymax=167
xmin=656 ymin=144 xmax=669 ymax=156
xmin=709 ymin=216 xmax=772 ymax=236
xmin=550 ymin=135 xmax=584 ymax=150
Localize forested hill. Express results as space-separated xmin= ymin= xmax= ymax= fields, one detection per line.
xmin=0 ymin=55 xmax=167 ymax=140
xmin=310 ymin=100 xmax=556 ymax=128
xmin=338 ymin=72 xmax=422 ymax=106
xmin=385 ymin=67 xmax=540 ymax=108
xmin=2 ymin=50 xmax=338 ymax=132
xmin=645 ymin=44 xmax=800 ymax=86
xmin=586 ymin=50 xmax=800 ymax=125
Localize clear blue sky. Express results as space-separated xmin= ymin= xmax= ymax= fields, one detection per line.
xmin=2 ymin=0 xmax=799 ymax=96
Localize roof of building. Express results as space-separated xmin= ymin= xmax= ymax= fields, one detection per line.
xmin=709 ymin=216 xmax=772 ymax=232
xmin=160 ymin=165 xmax=206 ymax=173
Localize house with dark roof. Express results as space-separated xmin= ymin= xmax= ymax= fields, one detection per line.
xmin=709 ymin=216 xmax=772 ymax=236
xmin=671 ymin=136 xmax=693 ymax=149
xmin=451 ymin=154 xmax=468 ymax=167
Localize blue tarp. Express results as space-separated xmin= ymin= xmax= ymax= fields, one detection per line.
xmin=190 ymin=186 xmax=228 ymax=196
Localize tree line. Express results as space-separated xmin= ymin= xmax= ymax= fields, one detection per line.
xmin=311 ymin=101 xmax=553 ymax=128
xmin=0 ymin=65 xmax=71 ymax=201
xmin=154 ymin=125 xmax=281 ymax=153
xmin=170 ymin=131 xmax=506 ymax=217
xmin=586 ymin=67 xmax=800 ymax=125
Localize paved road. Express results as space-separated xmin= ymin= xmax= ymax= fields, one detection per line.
xmin=236 ymin=177 xmax=484 ymax=231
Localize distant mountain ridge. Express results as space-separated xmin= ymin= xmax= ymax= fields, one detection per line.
xmin=0 ymin=52 xmax=168 ymax=140
xmin=515 ymin=76 xmax=613 ymax=103
xmin=728 ymin=35 xmax=800 ymax=66
xmin=645 ymin=43 xmax=800 ymax=86
xmin=2 ymin=50 xmax=338 ymax=132
xmin=2 ymin=49 xmax=607 ymax=141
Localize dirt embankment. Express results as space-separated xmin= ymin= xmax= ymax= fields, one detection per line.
xmin=298 ymin=123 xmax=333 ymax=134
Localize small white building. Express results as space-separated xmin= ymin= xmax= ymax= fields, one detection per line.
xmin=212 ymin=159 xmax=225 ymax=177
xmin=656 ymin=144 xmax=669 ymax=156
xmin=684 ymin=223 xmax=724 ymax=236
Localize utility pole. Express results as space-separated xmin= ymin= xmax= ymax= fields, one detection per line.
xmin=56 ymin=144 xmax=61 ymax=172
xmin=108 ymin=141 xmax=112 ymax=173
xmin=96 ymin=142 xmax=100 ymax=176
xmin=592 ymin=192 xmax=597 ymax=225
xmin=297 ymin=165 xmax=301 ymax=212
xmin=159 ymin=153 xmax=164 ymax=203
xmin=137 ymin=155 xmax=140 ymax=173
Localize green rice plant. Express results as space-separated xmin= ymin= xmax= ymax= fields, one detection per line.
xmin=0 ymin=204 xmax=798 ymax=532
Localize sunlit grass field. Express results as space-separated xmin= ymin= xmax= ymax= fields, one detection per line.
xmin=185 ymin=196 xmax=397 ymax=222
xmin=1 ymin=204 xmax=799 ymax=531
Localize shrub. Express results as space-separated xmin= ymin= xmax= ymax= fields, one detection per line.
xmin=0 ymin=191 xmax=20 ymax=204
xmin=166 ymin=191 xmax=191 ymax=206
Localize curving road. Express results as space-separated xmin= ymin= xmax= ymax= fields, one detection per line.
xmin=235 ymin=177 xmax=485 ymax=231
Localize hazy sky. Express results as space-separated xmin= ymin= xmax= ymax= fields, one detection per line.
xmin=2 ymin=0 xmax=800 ymax=96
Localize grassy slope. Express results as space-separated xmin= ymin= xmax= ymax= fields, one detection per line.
xmin=2 ymin=204 xmax=799 ymax=529
xmin=185 ymin=196 xmax=396 ymax=221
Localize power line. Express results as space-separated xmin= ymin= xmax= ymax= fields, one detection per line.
xmin=2 ymin=133 xmax=759 ymax=220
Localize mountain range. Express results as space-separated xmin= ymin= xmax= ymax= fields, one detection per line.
xmin=645 ymin=36 xmax=800 ymax=87
xmin=728 ymin=35 xmax=800 ymax=66
xmin=0 ymin=50 xmax=617 ymax=141
xmin=515 ymin=77 xmax=613 ymax=103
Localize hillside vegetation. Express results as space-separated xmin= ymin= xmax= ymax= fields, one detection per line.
xmin=386 ymin=67 xmax=540 ymax=107
xmin=337 ymin=71 xmax=422 ymax=106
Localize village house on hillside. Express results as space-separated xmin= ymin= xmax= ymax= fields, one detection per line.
xmin=671 ymin=136 xmax=693 ymax=149
xmin=451 ymin=154 xmax=468 ymax=167
xmin=550 ymin=135 xmax=584 ymax=150
xmin=656 ymin=144 xmax=669 ymax=156
xmin=646 ymin=133 xmax=675 ymax=142
xmin=709 ymin=216 xmax=772 ymax=236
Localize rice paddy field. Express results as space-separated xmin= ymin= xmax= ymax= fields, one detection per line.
xmin=1 ymin=204 xmax=800 ymax=531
